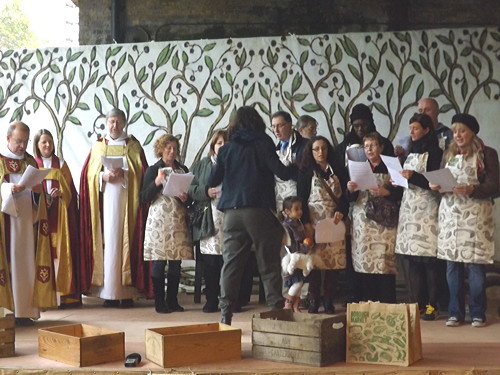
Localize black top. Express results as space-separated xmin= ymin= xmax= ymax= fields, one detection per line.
xmin=140 ymin=159 xmax=189 ymax=204
xmin=405 ymin=132 xmax=442 ymax=190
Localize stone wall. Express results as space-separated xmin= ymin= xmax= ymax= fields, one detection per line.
xmin=77 ymin=0 xmax=500 ymax=45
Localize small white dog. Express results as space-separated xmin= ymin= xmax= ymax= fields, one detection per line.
xmin=281 ymin=252 xmax=324 ymax=277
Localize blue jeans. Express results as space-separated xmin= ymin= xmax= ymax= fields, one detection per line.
xmin=446 ymin=261 xmax=486 ymax=321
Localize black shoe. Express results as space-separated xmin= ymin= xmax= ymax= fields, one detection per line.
xmin=103 ymin=299 xmax=120 ymax=308
xmin=168 ymin=301 xmax=185 ymax=312
xmin=202 ymin=301 xmax=219 ymax=313
xmin=308 ymin=298 xmax=320 ymax=314
xmin=15 ymin=318 xmax=35 ymax=326
xmin=323 ymin=300 xmax=335 ymax=314
xmin=120 ymin=299 xmax=134 ymax=308
xmin=221 ymin=313 xmax=232 ymax=325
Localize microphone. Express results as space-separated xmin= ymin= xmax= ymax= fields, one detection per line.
xmin=124 ymin=353 xmax=142 ymax=367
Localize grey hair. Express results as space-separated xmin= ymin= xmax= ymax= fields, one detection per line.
xmin=105 ymin=108 xmax=127 ymax=123
xmin=7 ymin=121 xmax=30 ymax=136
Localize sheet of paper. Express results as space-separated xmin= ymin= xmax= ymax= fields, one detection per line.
xmin=346 ymin=145 xmax=367 ymax=162
xmin=18 ymin=165 xmax=51 ymax=190
xmin=162 ymin=172 xmax=195 ymax=197
xmin=315 ymin=219 xmax=346 ymax=243
xmin=381 ymin=155 xmax=408 ymax=188
xmin=101 ymin=155 xmax=124 ymax=170
xmin=396 ymin=135 xmax=411 ymax=154
xmin=348 ymin=160 xmax=378 ymax=190
xmin=0 ymin=184 xmax=17 ymax=216
xmin=422 ymin=168 xmax=458 ymax=193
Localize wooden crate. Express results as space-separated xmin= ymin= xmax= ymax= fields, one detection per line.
xmin=252 ymin=310 xmax=346 ymax=367
xmin=0 ymin=308 xmax=15 ymax=358
xmin=38 ymin=324 xmax=124 ymax=367
xmin=145 ymin=323 xmax=241 ymax=367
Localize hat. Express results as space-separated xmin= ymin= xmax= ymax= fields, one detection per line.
xmin=452 ymin=113 xmax=479 ymax=134
xmin=350 ymin=104 xmax=374 ymax=124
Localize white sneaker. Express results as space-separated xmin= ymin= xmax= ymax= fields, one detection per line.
xmin=446 ymin=317 xmax=461 ymax=327
xmin=471 ymin=318 xmax=486 ymax=327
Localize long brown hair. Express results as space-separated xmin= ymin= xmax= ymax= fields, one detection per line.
xmin=33 ymin=129 xmax=55 ymax=158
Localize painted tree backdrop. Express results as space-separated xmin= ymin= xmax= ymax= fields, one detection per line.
xmin=1 ymin=27 xmax=499 ymax=182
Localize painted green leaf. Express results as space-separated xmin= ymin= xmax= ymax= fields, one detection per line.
xmin=461 ymin=80 xmax=469 ymax=99
xmin=129 ymin=111 xmax=142 ymax=125
xmin=42 ymin=72 xmax=49 ymax=85
xmin=0 ymin=62 xmax=8 ymax=70
xmin=256 ymin=102 xmax=270 ymax=116
xmin=338 ymin=104 xmax=345 ymax=119
xmin=54 ymin=95 xmax=60 ymax=112
xmin=461 ymin=47 xmax=472 ymax=57
xmin=171 ymin=110 xmax=178 ymax=124
xmin=429 ymin=88 xmax=441 ymax=97
xmin=68 ymin=116 xmax=82 ymax=125
xmin=50 ymin=64 xmax=61 ymax=73
xmin=421 ymin=31 xmax=429 ymax=47
xmin=157 ymin=45 xmax=172 ymax=67
xmin=211 ymin=76 xmax=222 ymax=96
xmin=90 ymin=46 xmax=96 ymax=61
xmin=325 ymin=44 xmax=332 ymax=59
xmin=79 ymin=65 xmax=85 ymax=82
xmin=473 ymin=55 xmax=482 ymax=69
xmin=94 ymin=95 xmax=102 ymax=113
xmin=117 ymin=53 xmax=127 ymax=70
xmin=402 ymin=74 xmax=415 ymax=96
xmin=348 ymin=64 xmax=361 ymax=81
xmin=97 ymin=74 xmax=107 ymax=87
xmin=440 ymin=70 xmax=448 ymax=82
xmin=415 ymin=81 xmax=424 ymax=101
xmin=222 ymin=93 xmax=230 ymax=103
xmin=144 ymin=129 xmax=157 ymax=146
xmin=395 ymin=32 xmax=406 ymax=42
xmin=433 ymin=50 xmax=440 ymax=69
xmin=197 ymin=108 xmax=214 ymax=117
xmin=89 ymin=71 xmax=98 ymax=84
xmin=69 ymin=51 xmax=83 ymax=62
xmin=410 ymin=60 xmax=422 ymax=73
xmin=21 ymin=52 xmax=33 ymax=64
xmin=443 ymin=51 xmax=452 ymax=67
xmin=225 ymin=72 xmax=233 ymax=85
xmin=342 ymin=36 xmax=358 ymax=58
xmin=299 ymin=50 xmax=309 ymax=66
xmin=239 ymin=49 xmax=247 ymax=67
xmin=266 ymin=47 xmax=275 ymax=67
xmin=389 ymin=39 xmax=398 ymax=56
xmin=164 ymin=89 xmax=170 ymax=103
xmin=128 ymin=55 xmax=135 ymax=66
xmin=387 ymin=83 xmax=394 ymax=103
xmin=205 ymin=55 xmax=214 ymax=71
xmin=373 ymin=102 xmax=388 ymax=115
xmin=320 ymin=81 xmax=328 ymax=88
xmin=483 ymin=85 xmax=491 ymax=99
xmin=419 ymin=55 xmax=430 ymax=70
xmin=11 ymin=83 xmax=22 ymax=95
xmin=45 ymin=79 xmax=54 ymax=93
xmin=386 ymin=60 xmax=396 ymax=75
xmin=244 ymin=82 xmax=255 ymax=102
xmin=103 ymin=88 xmax=114 ymax=106
xmin=3 ymin=50 xmax=13 ymax=58
xmin=203 ymin=43 xmax=216 ymax=51
xmin=298 ymin=38 xmax=310 ymax=46
xmin=337 ymin=127 xmax=345 ymax=136
xmin=153 ymin=72 xmax=166 ymax=90
xmin=181 ymin=51 xmax=188 ymax=65
xmin=258 ymin=82 xmax=269 ymax=100
xmin=138 ymin=66 xmax=146 ymax=83
xmin=344 ymin=80 xmax=351 ymax=96
xmin=33 ymin=100 xmax=40 ymax=113
xmin=9 ymin=58 xmax=16 ymax=70
xmin=479 ymin=29 xmax=487 ymax=49
xmin=441 ymin=103 xmax=454 ymax=112
xmin=68 ymin=67 xmax=76 ymax=83
xmin=77 ymin=102 xmax=90 ymax=110
xmin=284 ymin=91 xmax=292 ymax=101
xmin=279 ymin=69 xmax=288 ymax=84
xmin=0 ymin=108 xmax=9 ymax=118
xmin=291 ymin=72 xmax=302 ymax=93
xmin=172 ymin=52 xmax=180 ymax=70
xmin=208 ymin=97 xmax=222 ymax=106
xmin=120 ymin=72 xmax=130 ymax=87
xmin=334 ymin=44 xmax=343 ymax=64
xmin=436 ymin=35 xmax=451 ymax=45
xmin=293 ymin=93 xmax=307 ymax=102
xmin=329 ymin=102 xmax=336 ymax=118
xmin=36 ymin=50 xmax=43 ymax=65
xmin=110 ymin=47 xmax=122 ymax=57
xmin=11 ymin=106 xmax=23 ymax=121
xmin=123 ymin=95 xmax=129 ymax=112
xmin=143 ymin=112 xmax=154 ymax=125
xmin=72 ymin=85 xmax=79 ymax=96
xmin=301 ymin=103 xmax=320 ymax=112
xmin=468 ymin=62 xmax=478 ymax=77
xmin=179 ymin=108 xmax=187 ymax=124
xmin=0 ymin=87 xmax=3 ymax=102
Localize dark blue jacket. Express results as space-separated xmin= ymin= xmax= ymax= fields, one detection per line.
xmin=209 ymin=130 xmax=297 ymax=211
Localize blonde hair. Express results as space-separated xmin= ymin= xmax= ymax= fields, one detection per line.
xmin=153 ymin=134 xmax=180 ymax=158
xmin=444 ymin=122 xmax=484 ymax=165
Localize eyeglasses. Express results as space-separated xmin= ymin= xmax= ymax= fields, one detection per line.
xmin=10 ymin=138 xmax=29 ymax=146
xmin=364 ymin=144 xmax=379 ymax=150
xmin=312 ymin=147 xmax=328 ymax=152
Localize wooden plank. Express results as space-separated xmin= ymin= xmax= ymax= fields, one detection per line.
xmin=0 ymin=315 xmax=14 ymax=330
xmin=38 ymin=329 xmax=81 ymax=367
xmin=0 ymin=329 xmax=15 ymax=343
xmin=253 ymin=344 xmax=323 ymax=367
xmin=0 ymin=342 xmax=14 ymax=358
xmin=145 ymin=329 xmax=165 ymax=367
xmin=252 ymin=331 xmax=321 ymax=352
xmin=149 ymin=323 xmax=221 ymax=336
xmin=252 ymin=316 xmax=320 ymax=337
xmin=80 ymin=332 xmax=124 ymax=367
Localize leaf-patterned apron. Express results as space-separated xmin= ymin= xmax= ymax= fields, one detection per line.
xmin=395 ymin=152 xmax=440 ymax=257
xmin=309 ymin=171 xmax=346 ymax=270
xmin=275 ymin=137 xmax=298 ymax=213
xmin=200 ymin=196 xmax=224 ymax=255
xmin=351 ymin=173 xmax=397 ymax=274
xmin=143 ymin=168 xmax=194 ymax=261
xmin=437 ymin=154 xmax=494 ymax=264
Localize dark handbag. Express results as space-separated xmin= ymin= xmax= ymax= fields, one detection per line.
xmin=364 ymin=196 xmax=399 ymax=228
xmin=187 ymin=201 xmax=208 ymax=228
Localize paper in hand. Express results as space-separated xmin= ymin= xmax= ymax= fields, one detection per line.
xmin=422 ymin=168 xmax=458 ymax=193
xmin=348 ymin=160 xmax=378 ymax=190
xmin=162 ymin=172 xmax=195 ymax=197
xmin=380 ymin=155 xmax=408 ymax=188
xmin=315 ymin=219 xmax=346 ymax=243
xmin=346 ymin=145 xmax=367 ymax=162
xmin=101 ymin=156 xmax=123 ymax=170
xmin=18 ymin=165 xmax=51 ymax=190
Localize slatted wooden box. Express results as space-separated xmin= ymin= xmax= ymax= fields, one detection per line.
xmin=38 ymin=324 xmax=124 ymax=367
xmin=0 ymin=308 xmax=15 ymax=358
xmin=145 ymin=323 xmax=241 ymax=367
xmin=252 ymin=310 xmax=346 ymax=367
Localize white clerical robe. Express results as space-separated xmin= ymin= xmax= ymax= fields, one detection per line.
xmin=0 ymin=148 xmax=39 ymax=319
xmin=88 ymin=133 xmax=140 ymax=300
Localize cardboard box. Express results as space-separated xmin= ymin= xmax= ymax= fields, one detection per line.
xmin=0 ymin=308 xmax=15 ymax=358
xmin=38 ymin=324 xmax=124 ymax=367
xmin=145 ymin=323 xmax=241 ymax=367
xmin=252 ymin=310 xmax=346 ymax=367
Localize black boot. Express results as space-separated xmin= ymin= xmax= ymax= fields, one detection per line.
xmin=166 ymin=267 xmax=184 ymax=312
xmin=221 ymin=311 xmax=233 ymax=325
xmin=323 ymin=298 xmax=335 ymax=314
xmin=203 ymin=260 xmax=221 ymax=313
xmin=152 ymin=277 xmax=170 ymax=313
xmin=308 ymin=298 xmax=320 ymax=313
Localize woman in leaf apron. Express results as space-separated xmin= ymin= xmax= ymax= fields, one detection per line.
xmin=430 ymin=113 xmax=499 ymax=328
xmin=141 ymin=134 xmax=193 ymax=313
xmin=347 ymin=132 xmax=402 ymax=303
xmin=395 ymin=113 xmax=443 ymax=320
xmin=297 ymin=136 xmax=349 ymax=314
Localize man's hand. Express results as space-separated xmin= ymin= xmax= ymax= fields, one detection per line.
xmin=11 ymin=184 xmax=26 ymax=194
xmin=104 ymin=168 xmax=124 ymax=183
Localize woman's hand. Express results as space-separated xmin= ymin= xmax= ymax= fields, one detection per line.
xmin=208 ymin=187 xmax=218 ymax=199
xmin=333 ymin=211 xmax=344 ymax=224
xmin=369 ymin=186 xmax=390 ymax=197
xmin=347 ymin=181 xmax=358 ymax=192
xmin=454 ymin=184 xmax=474 ymax=195
xmin=429 ymin=183 xmax=441 ymax=191
xmin=49 ymin=187 xmax=61 ymax=198
xmin=177 ymin=192 xmax=189 ymax=202
xmin=400 ymin=169 xmax=413 ymax=179
xmin=155 ymin=169 xmax=166 ymax=186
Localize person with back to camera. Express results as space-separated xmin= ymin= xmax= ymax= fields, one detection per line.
xmin=395 ymin=113 xmax=443 ymax=320
xmin=297 ymin=135 xmax=349 ymax=314
xmin=34 ymin=129 xmax=81 ymax=308
xmin=281 ymin=196 xmax=313 ymax=312
xmin=141 ymin=134 xmax=193 ymax=313
xmin=347 ymin=132 xmax=402 ymax=303
xmin=430 ymin=113 xmax=499 ymax=328
xmin=209 ymin=106 xmax=297 ymax=325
